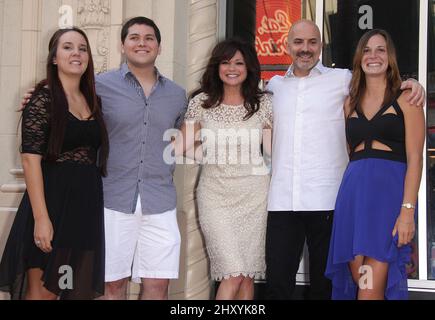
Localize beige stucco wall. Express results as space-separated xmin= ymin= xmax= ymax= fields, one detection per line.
xmin=0 ymin=4 xmax=25 ymax=301
xmin=0 ymin=0 xmax=221 ymax=300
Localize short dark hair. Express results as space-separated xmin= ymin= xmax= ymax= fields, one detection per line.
xmin=121 ymin=16 xmax=161 ymax=44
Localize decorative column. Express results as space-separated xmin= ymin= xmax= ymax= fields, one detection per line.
xmin=0 ymin=0 xmax=40 ymax=210
xmin=77 ymin=0 xmax=111 ymax=73
xmin=20 ymin=0 xmax=40 ymax=90
xmin=3 ymin=0 xmax=41 ymax=196
xmin=107 ymin=0 xmax=122 ymax=70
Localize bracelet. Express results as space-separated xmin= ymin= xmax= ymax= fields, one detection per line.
xmin=401 ymin=203 xmax=415 ymax=209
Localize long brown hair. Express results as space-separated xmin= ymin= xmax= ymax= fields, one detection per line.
xmin=192 ymin=38 xmax=264 ymax=120
xmin=348 ymin=29 xmax=402 ymax=117
xmin=34 ymin=27 xmax=109 ymax=176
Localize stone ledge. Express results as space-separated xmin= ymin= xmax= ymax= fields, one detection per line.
xmin=1 ymin=168 xmax=25 ymax=194
xmin=0 ymin=184 xmax=25 ymax=193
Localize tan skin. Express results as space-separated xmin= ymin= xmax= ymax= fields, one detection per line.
xmin=344 ymin=34 xmax=424 ymax=300
xmin=173 ymin=50 xmax=271 ymax=300
xmin=24 ymin=30 xmax=92 ymax=300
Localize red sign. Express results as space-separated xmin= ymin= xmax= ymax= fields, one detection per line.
xmin=255 ymin=0 xmax=301 ymax=80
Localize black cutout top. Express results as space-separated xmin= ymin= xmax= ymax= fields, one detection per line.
xmin=346 ymin=100 xmax=406 ymax=163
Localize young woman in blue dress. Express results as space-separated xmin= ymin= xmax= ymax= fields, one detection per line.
xmin=325 ymin=29 xmax=425 ymax=300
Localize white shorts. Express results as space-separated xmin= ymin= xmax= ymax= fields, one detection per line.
xmin=104 ymin=196 xmax=180 ymax=283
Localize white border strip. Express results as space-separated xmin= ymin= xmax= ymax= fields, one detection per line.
xmin=294 ymin=279 xmax=435 ymax=293
xmin=217 ymin=0 xmax=227 ymax=41
xmin=408 ymin=279 xmax=435 ymax=291
xmin=418 ymin=0 xmax=429 ymax=281
xmin=315 ymin=0 xmax=324 ymax=40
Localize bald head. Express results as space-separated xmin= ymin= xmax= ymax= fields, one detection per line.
xmin=287 ymin=19 xmax=322 ymax=77
xmin=288 ymin=19 xmax=321 ymax=42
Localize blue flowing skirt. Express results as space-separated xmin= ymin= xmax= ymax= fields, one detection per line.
xmin=325 ymin=158 xmax=412 ymax=300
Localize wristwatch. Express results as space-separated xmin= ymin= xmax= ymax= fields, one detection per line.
xmin=401 ymin=203 xmax=416 ymax=209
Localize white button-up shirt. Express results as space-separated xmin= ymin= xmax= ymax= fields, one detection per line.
xmin=267 ymin=62 xmax=352 ymax=212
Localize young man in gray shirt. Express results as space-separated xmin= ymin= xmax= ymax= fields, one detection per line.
xmin=97 ymin=17 xmax=187 ymax=300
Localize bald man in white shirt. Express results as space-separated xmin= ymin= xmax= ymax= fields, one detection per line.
xmin=265 ymin=20 xmax=425 ymax=300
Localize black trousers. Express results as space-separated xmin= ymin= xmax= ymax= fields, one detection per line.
xmin=265 ymin=210 xmax=333 ymax=300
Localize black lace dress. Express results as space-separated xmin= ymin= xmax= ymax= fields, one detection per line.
xmin=0 ymin=87 xmax=104 ymax=299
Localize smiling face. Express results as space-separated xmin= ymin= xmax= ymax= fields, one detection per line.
xmin=121 ymin=23 xmax=161 ymax=68
xmin=54 ymin=31 xmax=89 ymax=77
xmin=361 ymin=34 xmax=389 ymax=77
xmin=218 ymin=50 xmax=248 ymax=90
xmin=287 ymin=20 xmax=322 ymax=77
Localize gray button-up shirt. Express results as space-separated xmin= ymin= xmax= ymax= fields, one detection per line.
xmin=96 ymin=63 xmax=187 ymax=214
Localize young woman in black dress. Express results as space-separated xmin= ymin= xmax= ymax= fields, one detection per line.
xmin=0 ymin=27 xmax=108 ymax=300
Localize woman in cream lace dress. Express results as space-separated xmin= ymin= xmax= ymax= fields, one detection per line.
xmin=174 ymin=39 xmax=272 ymax=300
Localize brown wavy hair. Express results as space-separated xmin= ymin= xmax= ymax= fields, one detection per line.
xmin=348 ymin=29 xmax=402 ymax=117
xmin=192 ymin=38 xmax=265 ymax=120
xmin=34 ymin=27 xmax=109 ymax=176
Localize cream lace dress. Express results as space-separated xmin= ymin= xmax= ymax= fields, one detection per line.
xmin=184 ymin=92 xmax=273 ymax=281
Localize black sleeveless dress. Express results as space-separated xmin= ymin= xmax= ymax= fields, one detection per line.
xmin=0 ymin=87 xmax=104 ymax=299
